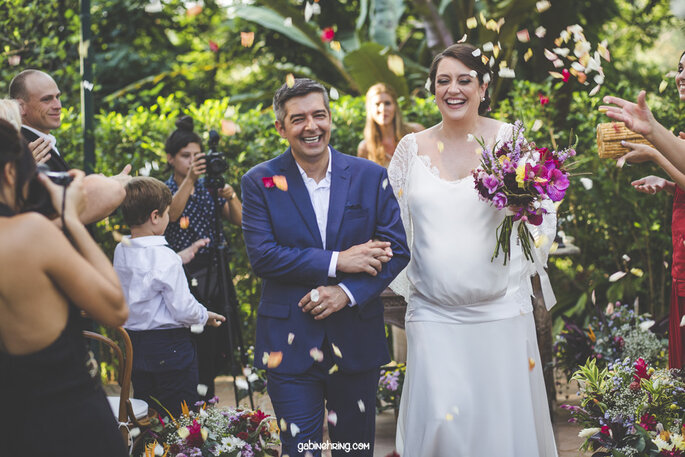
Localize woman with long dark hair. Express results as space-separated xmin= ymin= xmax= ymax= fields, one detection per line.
xmin=0 ymin=119 xmax=128 ymax=457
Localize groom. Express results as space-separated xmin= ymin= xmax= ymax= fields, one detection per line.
xmin=241 ymin=78 xmax=409 ymax=456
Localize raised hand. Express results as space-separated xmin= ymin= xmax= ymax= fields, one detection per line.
xmin=38 ymin=168 xmax=87 ymax=220
xmin=601 ymin=91 xmax=655 ymax=137
xmin=111 ymin=164 xmax=132 ymax=187
xmin=177 ymin=238 xmax=210 ymax=264
xmin=298 ymin=285 xmax=350 ymax=320
xmin=631 ymin=175 xmax=671 ymax=194
xmin=189 ymin=153 xmax=207 ymax=182
xmin=337 ymin=239 xmax=393 ymax=276
xmin=29 ymin=136 xmax=52 ymax=165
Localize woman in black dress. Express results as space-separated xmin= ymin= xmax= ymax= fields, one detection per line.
xmin=0 ymin=119 xmax=129 ymax=457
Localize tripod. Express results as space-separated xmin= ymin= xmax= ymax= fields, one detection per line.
xmin=197 ymin=187 xmax=255 ymax=409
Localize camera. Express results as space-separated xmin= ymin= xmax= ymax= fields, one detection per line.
xmin=24 ymin=165 xmax=73 ymax=216
xmin=204 ymin=129 xmax=228 ymax=190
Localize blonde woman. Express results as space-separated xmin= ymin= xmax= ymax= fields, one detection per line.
xmin=358 ymin=83 xmax=423 ymax=166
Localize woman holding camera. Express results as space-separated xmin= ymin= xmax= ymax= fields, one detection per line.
xmin=164 ymin=115 xmax=242 ymax=399
xmin=0 ymin=119 xmax=128 ymax=456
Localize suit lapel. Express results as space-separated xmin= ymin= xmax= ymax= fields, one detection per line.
xmin=325 ymin=149 xmax=351 ymax=250
xmin=279 ymin=149 xmax=324 ymax=247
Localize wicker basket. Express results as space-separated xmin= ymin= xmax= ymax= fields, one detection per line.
xmin=596 ymin=122 xmax=653 ymax=159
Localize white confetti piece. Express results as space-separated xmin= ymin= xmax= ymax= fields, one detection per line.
xmin=536 ymin=0 xmax=551 ymax=12
xmin=262 ymin=352 xmax=270 ymax=365
xmin=235 ymin=378 xmax=249 ymax=390
xmin=553 ymin=47 xmax=570 ymax=57
xmin=639 ymin=320 xmax=655 ymax=331
xmin=589 ymin=84 xmax=601 ymax=96
xmin=467 ymin=133 xmax=474 ymax=142
xmin=622 ymin=254 xmax=631 ymax=262
xmin=331 ymin=343 xmax=342 ymax=358
xmin=472 ymin=48 xmax=482 ymax=57
xmin=591 ymin=289 xmax=596 ymax=305
xmin=457 ymin=33 xmax=467 ymax=43
xmin=482 ymin=42 xmax=494 ymax=52
xmin=190 ymin=278 xmax=198 ymax=287
xmin=190 ymin=324 xmax=205 ymax=334
xmin=659 ymin=80 xmax=669 ymax=93
xmin=197 ymin=384 xmax=208 ymax=396
xmin=608 ymin=271 xmax=627 ymax=282
xmin=382 ymin=178 xmax=388 ymax=190
xmin=155 ymin=444 xmax=164 ymax=456
xmin=535 ymin=26 xmax=547 ymax=38
xmin=290 ymin=423 xmax=300 ymax=437
xmin=248 ymin=372 xmax=258 ymax=382
xmin=680 ymin=315 xmax=685 ymax=327
xmin=288 ymin=332 xmax=295 ymax=345
xmin=466 ymin=17 xmax=477 ymax=29
xmin=469 ymin=70 xmax=478 ymax=78
xmin=483 ymin=73 xmax=491 ymax=84
xmin=130 ymin=427 xmax=141 ymax=438
xmin=580 ymin=177 xmax=593 ymax=190
xmin=531 ymin=119 xmax=543 ymax=132
xmin=310 ymin=289 xmax=320 ymax=302
xmin=280 ymin=418 xmax=287 ymax=431
xmin=327 ymin=410 xmax=338 ymax=426
xmin=498 ymin=68 xmax=515 ymax=78
xmin=284 ymin=17 xmax=292 ymax=27
xmin=358 ymin=399 xmax=365 ymax=412
xmin=329 ymin=87 xmax=339 ymax=101
xmin=310 ymin=347 xmax=324 ymax=362
xmin=594 ymin=74 xmax=605 ymax=85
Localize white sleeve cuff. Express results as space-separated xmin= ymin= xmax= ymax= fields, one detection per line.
xmin=339 ymin=283 xmax=357 ymax=307
xmin=328 ymin=251 xmax=339 ymax=278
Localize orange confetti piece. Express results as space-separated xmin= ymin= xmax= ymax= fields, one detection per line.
xmin=186 ymin=4 xmax=202 ymax=17
xmin=221 ymin=119 xmax=237 ymax=136
xmin=286 ymin=73 xmax=295 ymax=88
xmin=272 ymin=175 xmax=288 ymax=191
xmin=528 ymin=358 xmax=536 ymax=371
xmin=267 ymin=351 xmax=283 ymax=369
xmin=577 ymin=72 xmax=587 ymax=84
xmin=180 ymin=216 xmax=190 ymax=229
xmin=554 ymin=37 xmax=563 ymax=47
xmin=240 ymin=32 xmax=255 ymax=47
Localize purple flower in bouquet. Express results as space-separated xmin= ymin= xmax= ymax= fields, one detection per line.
xmin=483 ymin=174 xmax=500 ymax=194
xmin=493 ymin=192 xmax=508 ymax=209
xmin=547 ymin=168 xmax=569 ymax=201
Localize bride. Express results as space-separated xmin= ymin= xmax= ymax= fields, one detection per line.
xmin=388 ymin=43 xmax=558 ymax=456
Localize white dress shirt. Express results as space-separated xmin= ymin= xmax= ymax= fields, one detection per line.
xmin=113 ymin=235 xmax=208 ymax=330
xmin=295 ymin=148 xmax=356 ymax=306
xmin=22 ymin=124 xmax=60 ymax=156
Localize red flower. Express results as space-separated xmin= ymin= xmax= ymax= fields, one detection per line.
xmin=633 ymin=358 xmax=651 ymax=381
xmin=262 ymin=176 xmax=275 ymax=188
xmin=538 ymin=93 xmax=550 ymax=105
xmin=561 ymin=68 xmax=570 ymax=83
xmin=186 ymin=419 xmax=204 ymax=448
xmin=209 ymin=40 xmax=219 ymax=52
xmin=640 ymin=413 xmax=657 ymax=431
xmin=600 ymin=425 xmax=611 ymax=436
xmin=250 ymin=409 xmax=269 ymax=425
xmin=237 ymin=431 xmax=249 ymax=440
xmin=321 ymin=27 xmax=335 ymax=42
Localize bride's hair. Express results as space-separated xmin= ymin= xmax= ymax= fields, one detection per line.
xmin=428 ymin=43 xmax=492 ymax=115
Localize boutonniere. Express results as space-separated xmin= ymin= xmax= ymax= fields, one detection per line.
xmin=262 ymin=175 xmax=288 ymax=191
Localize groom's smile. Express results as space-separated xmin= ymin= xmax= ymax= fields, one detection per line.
xmin=275 ymin=92 xmax=332 ymax=164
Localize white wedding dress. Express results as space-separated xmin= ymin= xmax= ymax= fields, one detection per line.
xmin=387 ymin=125 xmax=558 ymax=457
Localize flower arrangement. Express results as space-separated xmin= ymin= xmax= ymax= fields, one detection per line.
xmin=554 ymin=301 xmax=668 ymax=379
xmin=472 ymin=120 xmax=575 ymax=263
xmin=566 ymin=357 xmax=685 ymax=456
xmin=141 ymin=398 xmax=279 ymax=457
xmin=376 ymin=362 xmax=406 ymax=414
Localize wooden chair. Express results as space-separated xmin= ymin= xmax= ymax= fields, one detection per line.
xmin=82 ymin=326 xmax=155 ymax=449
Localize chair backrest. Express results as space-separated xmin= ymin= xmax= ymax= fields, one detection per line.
xmin=82 ymin=327 xmax=133 ymax=427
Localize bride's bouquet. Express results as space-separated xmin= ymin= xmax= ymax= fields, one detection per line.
xmin=472 ymin=121 xmax=575 ymax=264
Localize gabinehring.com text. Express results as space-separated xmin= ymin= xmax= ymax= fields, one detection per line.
xmin=297 ymin=440 xmax=371 ymax=453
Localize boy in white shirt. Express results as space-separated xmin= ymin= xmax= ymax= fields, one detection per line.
xmin=114 ymin=177 xmax=225 ymax=416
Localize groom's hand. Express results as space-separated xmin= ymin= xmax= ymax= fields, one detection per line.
xmin=337 ymin=240 xmax=393 ymax=276
xmin=299 ymin=286 xmax=349 ymax=320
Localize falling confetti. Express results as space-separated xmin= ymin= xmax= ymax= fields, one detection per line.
xmin=483 ymin=42 xmax=494 ymax=52
xmin=680 ymin=315 xmax=685 ymax=327
xmin=179 ymin=216 xmax=190 ymax=229
xmin=457 ymin=34 xmax=468 ymax=43
xmin=622 ymin=254 xmax=631 ymax=262
xmin=659 ymin=80 xmax=669 ymax=93
xmin=235 ymin=378 xmax=249 ymax=390
xmin=329 ymin=364 xmax=339 ymax=374
xmin=8 ymin=55 xmax=21 ymax=66
xmin=535 ymin=26 xmax=547 ymax=38
xmin=155 ymin=443 xmax=164 ymax=456
xmin=320 ymin=27 xmax=335 ymax=43
xmin=358 ymin=400 xmax=366 ymax=412
xmin=437 ymin=141 xmax=444 ymax=153
xmin=531 ymin=119 xmax=543 ymax=132
xmin=197 ymin=384 xmax=208 ymax=396
xmin=483 ymin=73 xmax=491 ymax=84
xmin=536 ymin=0 xmax=551 ymax=12
xmin=280 ymin=418 xmax=287 ymax=431
xmin=445 ymin=413 xmax=454 ymax=421
xmin=327 ymin=411 xmax=338 ymax=426
xmin=580 ymin=177 xmax=593 ymax=190
xmin=609 ymin=271 xmax=627 ymax=282
xmin=186 ymin=4 xmax=203 ymax=17
xmin=382 ymin=178 xmax=388 ymax=189
xmin=472 ymin=48 xmax=482 ymax=57
xmin=630 ymin=268 xmax=644 ymax=278
xmin=263 ymin=352 xmax=270 ymax=365
xmin=284 ymin=17 xmax=293 ymax=27
xmin=310 ymin=289 xmax=320 ymax=302
xmin=221 ymin=120 xmax=237 ymax=136
xmin=467 ymin=133 xmax=474 ymax=142
xmin=498 ymin=68 xmax=516 ymax=78
xmin=469 ymin=70 xmax=478 ymax=78
xmin=288 ymin=333 xmax=295 ymax=345
xmin=524 ymin=48 xmax=533 ymax=62
xmin=290 ymin=423 xmax=300 ymax=437
xmin=330 ymin=87 xmax=339 ymax=100
xmin=190 ymin=324 xmax=205 ymax=334
xmin=516 ymin=29 xmax=530 ymax=43
xmin=330 ymin=41 xmax=341 ymax=52
xmin=387 ymin=55 xmax=405 ymax=76
xmin=310 ymin=347 xmax=324 ymax=362
xmin=331 ymin=343 xmax=343 ymax=358
xmin=589 ymin=85 xmax=601 ymax=96
xmin=267 ymin=351 xmax=283 ymax=369
xmin=130 ymin=427 xmax=141 ymax=438
xmin=286 ymin=73 xmax=295 ymax=88
xmin=240 ymin=32 xmax=255 ymax=47
xmin=466 ymin=17 xmax=478 ymax=29
xmin=529 ymin=358 xmax=536 ymax=371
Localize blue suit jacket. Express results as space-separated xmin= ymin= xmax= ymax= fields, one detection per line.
xmin=241 ymin=147 xmax=409 ymax=374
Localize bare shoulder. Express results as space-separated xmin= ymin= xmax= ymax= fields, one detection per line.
xmin=357 ymin=140 xmax=368 ymax=158
xmin=413 ymin=124 xmax=440 ymax=150
xmin=0 ymin=213 xmax=61 ymax=257
xmin=408 ymin=122 xmax=425 ymax=133
xmin=482 ymin=117 xmax=507 ymax=137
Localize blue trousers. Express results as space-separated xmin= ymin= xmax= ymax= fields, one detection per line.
xmin=267 ymin=341 xmax=379 ymax=457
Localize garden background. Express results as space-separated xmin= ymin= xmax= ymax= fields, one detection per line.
xmin=3 ymin=0 xmax=685 ymax=378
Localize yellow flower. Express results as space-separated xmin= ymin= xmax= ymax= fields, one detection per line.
xmin=515 ymin=163 xmax=527 ymax=188
xmin=177 ymin=427 xmax=190 ymax=439
xmin=587 ymin=325 xmax=596 ymax=342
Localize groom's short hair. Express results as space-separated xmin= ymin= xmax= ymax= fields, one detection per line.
xmin=273 ymin=78 xmax=330 ymax=124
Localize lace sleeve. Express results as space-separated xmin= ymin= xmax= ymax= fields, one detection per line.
xmin=387 ymin=134 xmax=415 ymax=299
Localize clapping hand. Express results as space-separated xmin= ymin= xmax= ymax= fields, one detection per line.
xmin=299 ymin=285 xmax=350 ymax=320
xmin=177 ymin=238 xmax=210 ymax=264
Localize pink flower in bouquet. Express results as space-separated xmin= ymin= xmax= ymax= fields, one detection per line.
xmin=483 ymin=175 xmax=500 ymax=194
xmin=633 ymin=358 xmax=651 ymax=381
xmin=492 ymin=192 xmax=508 ymax=209
xmin=186 ymin=419 xmax=204 ymax=448
xmin=639 ymin=413 xmax=657 ymax=431
xmin=546 ymin=168 xmax=569 ymax=201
